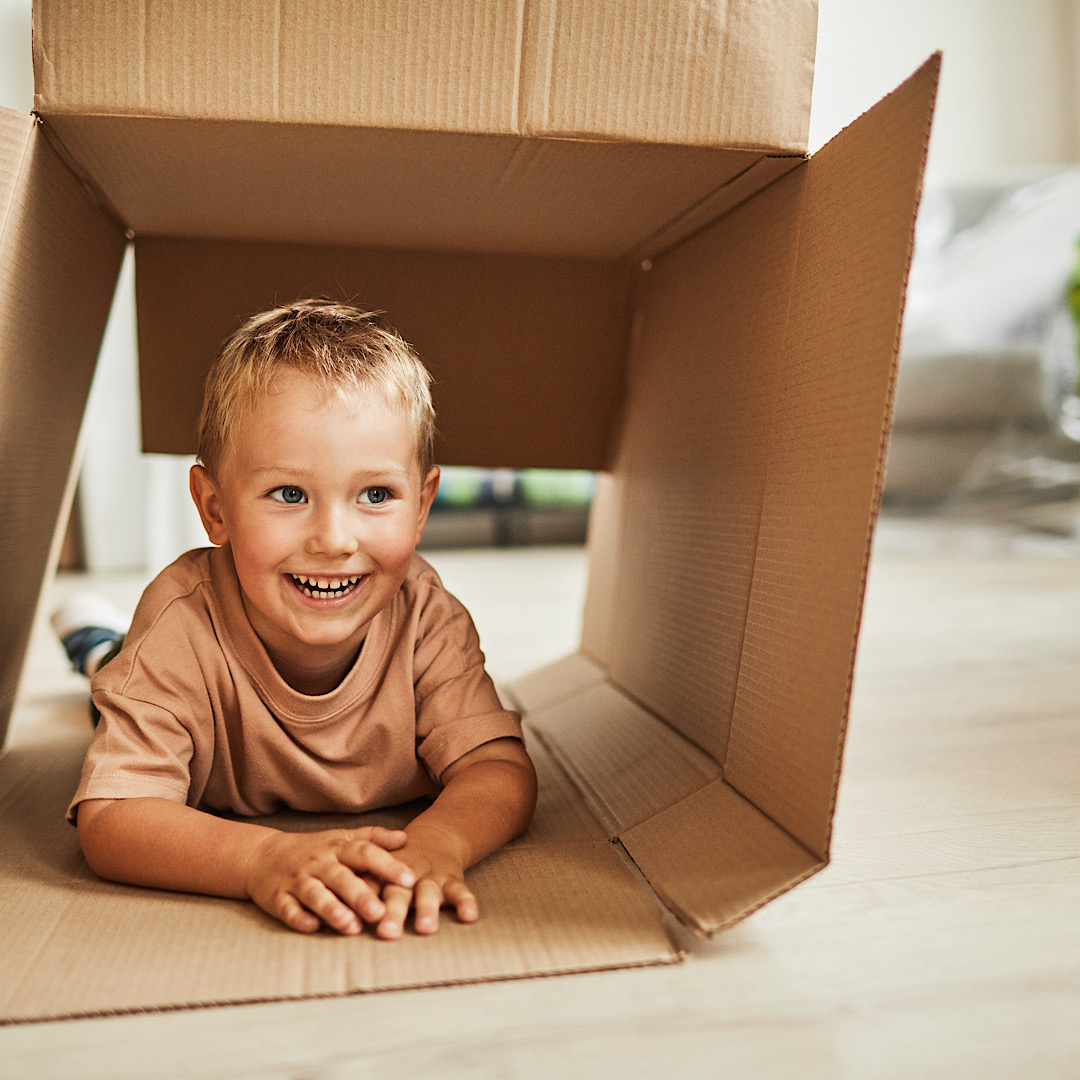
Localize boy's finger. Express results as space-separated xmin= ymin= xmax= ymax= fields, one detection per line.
xmin=412 ymin=879 xmax=444 ymax=935
xmin=340 ymin=840 xmax=415 ymax=887
xmin=443 ymin=879 xmax=479 ymax=923
xmin=323 ymin=865 xmax=386 ymax=923
xmin=273 ymin=892 xmax=321 ymax=934
xmin=360 ymin=827 xmax=408 ymax=850
xmin=376 ymin=884 xmax=413 ymax=940
xmin=295 ymin=878 xmax=361 ymax=936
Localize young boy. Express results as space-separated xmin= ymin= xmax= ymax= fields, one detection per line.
xmin=62 ymin=299 xmax=536 ymax=940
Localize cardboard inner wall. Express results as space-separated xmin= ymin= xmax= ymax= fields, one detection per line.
xmin=135 ymin=237 xmax=633 ymax=467
xmin=33 ymin=0 xmax=817 ymax=152
xmin=0 ymin=109 xmax=125 ymax=748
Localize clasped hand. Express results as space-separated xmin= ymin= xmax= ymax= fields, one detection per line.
xmin=245 ymin=824 xmax=476 ymax=938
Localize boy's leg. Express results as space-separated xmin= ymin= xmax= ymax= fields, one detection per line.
xmin=50 ymin=594 xmax=129 ymax=725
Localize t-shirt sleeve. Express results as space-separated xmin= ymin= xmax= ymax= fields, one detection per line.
xmin=66 ymin=692 xmax=196 ymax=823
xmin=410 ymin=582 xmax=523 ymax=780
xmin=65 ymin=585 xmax=213 ymax=825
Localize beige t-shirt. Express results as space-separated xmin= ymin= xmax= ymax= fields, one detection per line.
xmin=68 ymin=546 xmax=522 ymax=822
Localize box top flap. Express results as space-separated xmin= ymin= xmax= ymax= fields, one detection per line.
xmin=0 ymin=108 xmax=126 ymax=747
xmin=34 ymin=0 xmax=816 ymax=153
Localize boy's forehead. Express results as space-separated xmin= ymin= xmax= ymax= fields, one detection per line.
xmin=221 ymin=375 xmax=422 ymax=468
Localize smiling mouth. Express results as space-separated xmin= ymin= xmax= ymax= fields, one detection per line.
xmin=288 ymin=574 xmax=364 ymax=599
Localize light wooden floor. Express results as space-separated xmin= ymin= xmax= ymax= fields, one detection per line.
xmin=2 ymin=518 xmax=1078 ymax=1079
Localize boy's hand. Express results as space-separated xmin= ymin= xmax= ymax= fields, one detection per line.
xmin=369 ymin=737 xmax=538 ymax=939
xmin=373 ymin=824 xmax=476 ymax=939
xmin=245 ymin=826 xmax=416 ymax=936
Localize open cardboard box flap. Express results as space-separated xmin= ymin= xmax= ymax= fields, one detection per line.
xmin=0 ymin=0 xmax=937 ymax=1021
xmin=0 ymin=109 xmax=126 ymax=728
xmin=33 ymin=0 xmax=818 ymax=150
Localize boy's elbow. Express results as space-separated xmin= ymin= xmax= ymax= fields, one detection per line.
xmin=504 ymin=750 xmax=539 ymax=838
xmin=75 ymin=799 xmax=124 ymax=880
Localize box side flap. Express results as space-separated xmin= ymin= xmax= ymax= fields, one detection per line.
xmin=723 ymin=56 xmax=940 ymax=859
xmin=0 ymin=108 xmax=125 ymax=747
xmin=35 ymin=0 xmax=815 ymax=152
xmin=577 ymin=59 xmax=937 ymax=920
xmin=582 ymin=170 xmax=806 ymax=764
xmin=620 ymin=778 xmax=823 ymax=936
xmin=134 ymin=237 xmax=631 ymax=467
xmin=41 ymin=114 xmax=769 ymax=260
xmin=520 ymin=675 xmax=722 ymax=839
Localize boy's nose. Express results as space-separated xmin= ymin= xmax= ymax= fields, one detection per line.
xmin=305 ymin=505 xmax=359 ymax=557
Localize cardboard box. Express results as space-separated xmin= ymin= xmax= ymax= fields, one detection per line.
xmin=0 ymin=0 xmax=938 ymax=1021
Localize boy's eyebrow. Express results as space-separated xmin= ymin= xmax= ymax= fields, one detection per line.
xmin=248 ymin=464 xmax=414 ymax=481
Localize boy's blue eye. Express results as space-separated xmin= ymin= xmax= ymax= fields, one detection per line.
xmin=360 ymin=487 xmax=390 ymax=505
xmin=271 ymin=486 xmax=306 ymax=504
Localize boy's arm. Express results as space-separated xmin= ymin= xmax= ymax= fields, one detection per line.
xmin=76 ymin=797 xmax=417 ymax=935
xmin=374 ymin=736 xmax=537 ymax=939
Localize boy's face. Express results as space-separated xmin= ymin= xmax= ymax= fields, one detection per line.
xmin=190 ymin=371 xmax=439 ymax=689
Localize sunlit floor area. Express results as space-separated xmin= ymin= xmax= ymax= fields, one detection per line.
xmin=2 ymin=519 xmax=1078 ymax=1078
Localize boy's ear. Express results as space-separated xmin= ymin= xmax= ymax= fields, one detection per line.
xmin=414 ymin=466 xmax=441 ymax=545
xmin=189 ymin=464 xmax=229 ymax=546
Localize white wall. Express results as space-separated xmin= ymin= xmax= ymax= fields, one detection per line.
xmin=3 ymin=0 xmax=1079 ymax=571
xmin=811 ymin=0 xmax=1080 ymax=183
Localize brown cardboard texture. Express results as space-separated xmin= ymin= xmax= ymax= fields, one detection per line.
xmin=0 ymin=107 xmax=125 ymax=747
xmin=0 ymin=0 xmax=938 ymax=1023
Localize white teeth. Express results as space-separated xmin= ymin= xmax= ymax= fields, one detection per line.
xmin=291 ymin=573 xmax=363 ymax=598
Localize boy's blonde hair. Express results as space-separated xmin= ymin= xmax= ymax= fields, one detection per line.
xmin=197 ymin=299 xmax=436 ymax=481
